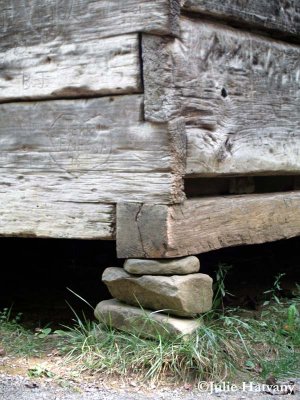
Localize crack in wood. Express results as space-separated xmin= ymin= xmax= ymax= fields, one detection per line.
xmin=134 ymin=204 xmax=148 ymax=258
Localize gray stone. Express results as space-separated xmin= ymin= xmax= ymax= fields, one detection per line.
xmin=102 ymin=267 xmax=213 ymax=316
xmin=94 ymin=299 xmax=202 ymax=338
xmin=124 ymin=256 xmax=200 ymax=275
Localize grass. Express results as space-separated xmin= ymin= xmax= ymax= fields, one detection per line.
xmin=56 ymin=317 xmax=242 ymax=381
xmin=0 ymin=308 xmax=56 ymax=357
xmin=0 ymin=277 xmax=299 ymax=385
xmin=53 ymin=298 xmax=299 ymax=384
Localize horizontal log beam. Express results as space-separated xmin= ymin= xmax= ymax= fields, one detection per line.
xmin=182 ymin=0 xmax=300 ymax=41
xmin=0 ymin=34 xmax=141 ymax=102
xmin=143 ymin=18 xmax=300 ymax=176
xmin=0 ymin=94 xmax=186 ymax=239
xmin=0 ymin=0 xmax=180 ymax=101
xmin=0 ymin=198 xmax=115 ymax=240
xmin=117 ymin=192 xmax=300 ymax=258
xmin=0 ymin=0 xmax=180 ymax=44
xmin=0 ymin=95 xmax=186 ymax=205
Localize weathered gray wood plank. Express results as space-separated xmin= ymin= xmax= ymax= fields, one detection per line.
xmin=0 ymin=95 xmax=186 ymax=212
xmin=0 ymin=34 xmax=141 ymax=101
xmin=182 ymin=0 xmax=300 ymax=41
xmin=0 ymin=0 xmax=180 ymax=101
xmin=143 ymin=18 xmax=300 ymax=176
xmin=0 ymin=195 xmax=115 ymax=239
xmin=0 ymin=0 xmax=180 ymax=46
xmin=117 ymin=192 xmax=300 ymax=258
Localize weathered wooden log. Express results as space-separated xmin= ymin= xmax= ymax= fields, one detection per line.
xmin=0 ymin=34 xmax=142 ymax=101
xmin=0 ymin=197 xmax=115 ymax=239
xmin=0 ymin=95 xmax=186 ymax=228
xmin=117 ymin=192 xmax=300 ymax=258
xmin=0 ymin=0 xmax=180 ymax=101
xmin=143 ymin=18 xmax=300 ymax=176
xmin=0 ymin=0 xmax=180 ymax=44
xmin=182 ymin=0 xmax=300 ymax=41
xmin=0 ymin=93 xmax=186 ymax=238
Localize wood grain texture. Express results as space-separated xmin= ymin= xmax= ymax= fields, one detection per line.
xmin=0 ymin=0 xmax=180 ymax=45
xmin=182 ymin=0 xmax=300 ymax=41
xmin=0 ymin=94 xmax=186 ymax=239
xmin=0 ymin=95 xmax=185 ymax=204
xmin=0 ymin=196 xmax=115 ymax=239
xmin=0 ymin=34 xmax=141 ymax=101
xmin=0 ymin=0 xmax=180 ymax=101
xmin=143 ymin=18 xmax=300 ymax=176
xmin=117 ymin=203 xmax=170 ymax=259
xmin=117 ymin=192 xmax=300 ymax=258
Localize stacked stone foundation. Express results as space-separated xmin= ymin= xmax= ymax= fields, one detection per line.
xmin=95 ymin=257 xmax=213 ymax=338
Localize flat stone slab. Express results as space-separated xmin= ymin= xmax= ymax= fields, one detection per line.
xmin=124 ymin=256 xmax=200 ymax=275
xmin=94 ymin=299 xmax=202 ymax=338
xmin=102 ymin=267 xmax=213 ymax=316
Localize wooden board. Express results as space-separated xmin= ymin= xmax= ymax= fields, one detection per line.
xmin=0 ymin=95 xmax=186 ymax=204
xmin=0 ymin=0 xmax=180 ymax=45
xmin=182 ymin=0 xmax=300 ymax=41
xmin=0 ymin=96 xmax=186 ymax=243
xmin=0 ymin=34 xmax=141 ymax=101
xmin=0 ymin=196 xmax=115 ymax=239
xmin=0 ymin=0 xmax=180 ymax=101
xmin=117 ymin=192 xmax=300 ymax=258
xmin=143 ymin=18 xmax=300 ymax=176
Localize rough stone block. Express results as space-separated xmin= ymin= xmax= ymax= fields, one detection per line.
xmin=124 ymin=256 xmax=200 ymax=275
xmin=102 ymin=267 xmax=213 ymax=316
xmin=94 ymin=299 xmax=202 ymax=338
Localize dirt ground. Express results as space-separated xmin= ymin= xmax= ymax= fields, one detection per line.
xmin=1 ymin=373 xmax=299 ymax=400
xmin=0 ymin=354 xmax=299 ymax=400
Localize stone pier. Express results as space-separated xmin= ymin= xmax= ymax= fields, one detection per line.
xmin=95 ymin=256 xmax=213 ymax=338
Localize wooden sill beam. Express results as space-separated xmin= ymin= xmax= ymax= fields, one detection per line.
xmin=117 ymin=191 xmax=300 ymax=258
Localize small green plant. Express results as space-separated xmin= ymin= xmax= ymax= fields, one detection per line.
xmin=0 ymin=307 xmax=22 ymax=325
xmin=28 ymin=365 xmax=55 ymax=378
xmin=0 ymin=307 xmax=57 ymax=357
xmin=35 ymin=327 xmax=53 ymax=338
xmin=279 ymin=303 xmax=300 ymax=346
xmin=212 ymin=263 xmax=233 ymax=313
xmin=285 ymin=304 xmax=299 ymax=332
xmin=263 ymin=272 xmax=286 ymax=305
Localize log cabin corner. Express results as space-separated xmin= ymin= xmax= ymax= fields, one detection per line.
xmin=0 ymin=0 xmax=299 ymax=332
